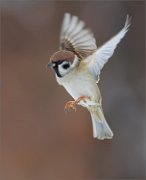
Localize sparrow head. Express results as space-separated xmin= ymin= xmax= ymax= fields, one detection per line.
xmin=48 ymin=50 xmax=80 ymax=77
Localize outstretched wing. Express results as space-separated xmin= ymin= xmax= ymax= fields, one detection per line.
xmin=60 ymin=13 xmax=97 ymax=59
xmin=87 ymin=15 xmax=131 ymax=81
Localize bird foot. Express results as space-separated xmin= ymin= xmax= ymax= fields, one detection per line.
xmin=64 ymin=101 xmax=77 ymax=112
xmin=64 ymin=96 xmax=90 ymax=112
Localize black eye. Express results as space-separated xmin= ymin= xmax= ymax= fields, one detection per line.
xmin=62 ymin=64 xmax=70 ymax=69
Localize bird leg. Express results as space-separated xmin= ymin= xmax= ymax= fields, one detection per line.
xmin=76 ymin=96 xmax=91 ymax=104
xmin=64 ymin=96 xmax=90 ymax=112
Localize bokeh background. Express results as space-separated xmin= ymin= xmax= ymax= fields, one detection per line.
xmin=1 ymin=1 xmax=145 ymax=180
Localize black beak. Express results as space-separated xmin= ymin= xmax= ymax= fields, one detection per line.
xmin=48 ymin=62 xmax=53 ymax=68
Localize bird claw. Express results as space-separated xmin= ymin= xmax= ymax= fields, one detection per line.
xmin=64 ymin=96 xmax=91 ymax=112
xmin=64 ymin=101 xmax=77 ymax=112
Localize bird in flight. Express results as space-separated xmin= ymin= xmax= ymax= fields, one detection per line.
xmin=48 ymin=13 xmax=131 ymax=140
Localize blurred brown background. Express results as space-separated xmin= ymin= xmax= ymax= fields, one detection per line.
xmin=1 ymin=1 xmax=145 ymax=180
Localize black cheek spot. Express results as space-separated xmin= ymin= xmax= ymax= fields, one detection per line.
xmin=63 ymin=64 xmax=70 ymax=69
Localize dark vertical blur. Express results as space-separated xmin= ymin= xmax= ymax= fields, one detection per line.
xmin=1 ymin=1 xmax=145 ymax=180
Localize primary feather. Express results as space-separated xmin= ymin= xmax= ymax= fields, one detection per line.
xmin=87 ymin=15 xmax=131 ymax=80
xmin=60 ymin=13 xmax=97 ymax=59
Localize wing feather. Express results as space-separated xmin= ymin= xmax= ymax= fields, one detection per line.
xmin=60 ymin=13 xmax=97 ymax=59
xmin=87 ymin=15 xmax=131 ymax=80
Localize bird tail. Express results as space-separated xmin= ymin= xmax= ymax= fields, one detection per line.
xmin=89 ymin=107 xmax=113 ymax=140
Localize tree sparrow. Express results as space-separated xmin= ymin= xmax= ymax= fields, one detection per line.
xmin=48 ymin=13 xmax=131 ymax=140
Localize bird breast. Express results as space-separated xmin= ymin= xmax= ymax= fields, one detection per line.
xmin=56 ymin=68 xmax=99 ymax=102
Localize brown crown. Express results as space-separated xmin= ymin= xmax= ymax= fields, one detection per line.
xmin=50 ymin=50 xmax=75 ymax=63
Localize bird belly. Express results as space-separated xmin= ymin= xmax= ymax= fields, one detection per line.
xmin=60 ymin=76 xmax=100 ymax=108
xmin=64 ymin=80 xmax=90 ymax=100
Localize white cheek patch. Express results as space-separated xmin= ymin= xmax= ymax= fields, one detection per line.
xmin=58 ymin=61 xmax=71 ymax=76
